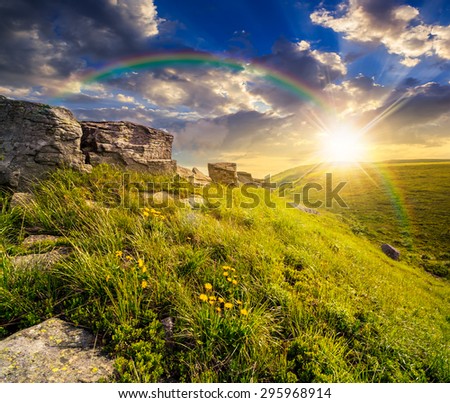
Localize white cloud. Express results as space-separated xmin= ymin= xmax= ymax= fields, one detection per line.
xmin=311 ymin=0 xmax=450 ymax=65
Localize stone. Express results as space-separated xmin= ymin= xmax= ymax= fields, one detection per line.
xmin=12 ymin=247 xmax=72 ymax=270
xmin=0 ymin=96 xmax=88 ymax=190
xmin=176 ymin=165 xmax=193 ymax=179
xmin=179 ymin=195 xmax=206 ymax=209
xmin=81 ymin=121 xmax=176 ymax=174
xmin=208 ymin=162 xmax=238 ymax=186
xmin=190 ymin=167 xmax=211 ymax=186
xmin=0 ymin=318 xmax=113 ymax=382
xmin=22 ymin=235 xmax=61 ymax=247
xmin=381 ymin=243 xmax=400 ymax=261
xmin=9 ymin=192 xmax=35 ymax=209
xmin=287 ymin=202 xmax=320 ymax=215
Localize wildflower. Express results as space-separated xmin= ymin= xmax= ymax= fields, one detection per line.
xmin=115 ymin=251 xmax=123 ymax=258
xmin=209 ymin=295 xmax=216 ymax=301
xmin=227 ymin=277 xmax=232 ymax=282
xmin=218 ymin=297 xmax=224 ymax=303
xmin=141 ymin=280 xmax=148 ymax=289
xmin=144 ymin=207 xmax=150 ymax=212
xmin=126 ymin=255 xmax=133 ymax=261
xmin=106 ymin=275 xmax=111 ymax=282
xmin=232 ymin=279 xmax=238 ymax=285
xmin=222 ymin=265 xmax=230 ymax=270
xmin=216 ymin=307 xmax=222 ymax=313
xmin=143 ymin=211 xmax=150 ymax=218
xmin=142 ymin=266 xmax=147 ymax=273
xmin=204 ymin=283 xmax=213 ymax=291
xmin=138 ymin=258 xmax=144 ymax=268
xmin=236 ymin=300 xmax=242 ymax=305
xmin=231 ymin=268 xmax=236 ymax=272
xmin=199 ymin=294 xmax=208 ymax=302
xmin=240 ymin=309 xmax=248 ymax=316
xmin=223 ymin=271 xmax=229 ymax=277
xmin=209 ymin=300 xmax=215 ymax=305
xmin=224 ymin=302 xmax=233 ymax=309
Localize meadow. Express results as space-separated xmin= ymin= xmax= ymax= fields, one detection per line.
xmin=0 ymin=164 xmax=449 ymax=382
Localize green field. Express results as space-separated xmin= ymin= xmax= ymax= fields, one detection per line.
xmin=1 ymin=164 xmax=449 ymax=382
xmin=273 ymin=160 xmax=450 ymax=279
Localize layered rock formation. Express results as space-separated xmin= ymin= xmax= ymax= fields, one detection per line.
xmin=81 ymin=121 xmax=176 ymax=173
xmin=0 ymin=96 xmax=88 ymax=189
xmin=208 ymin=162 xmax=239 ymax=186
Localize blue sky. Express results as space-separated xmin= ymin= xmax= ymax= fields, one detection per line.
xmin=0 ymin=0 xmax=449 ymax=174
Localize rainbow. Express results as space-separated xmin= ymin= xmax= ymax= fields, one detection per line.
xmin=59 ymin=50 xmax=328 ymax=108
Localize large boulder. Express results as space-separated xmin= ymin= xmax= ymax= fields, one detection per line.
xmin=208 ymin=162 xmax=238 ymax=186
xmin=0 ymin=96 xmax=88 ymax=190
xmin=81 ymin=121 xmax=176 ymax=174
xmin=381 ymin=243 xmax=400 ymax=261
xmin=0 ymin=318 xmax=113 ymax=382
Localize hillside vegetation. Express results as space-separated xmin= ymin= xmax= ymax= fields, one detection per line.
xmin=1 ymin=165 xmax=449 ymax=382
xmin=273 ymin=161 xmax=450 ymax=279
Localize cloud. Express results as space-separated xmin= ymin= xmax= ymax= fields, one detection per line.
xmin=311 ymin=0 xmax=450 ymax=66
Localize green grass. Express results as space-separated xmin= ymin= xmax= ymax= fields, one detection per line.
xmin=273 ymin=161 xmax=450 ymax=279
xmin=0 ymin=164 xmax=449 ymax=382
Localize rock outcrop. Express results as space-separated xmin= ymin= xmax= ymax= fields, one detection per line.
xmin=208 ymin=162 xmax=239 ymax=186
xmin=0 ymin=318 xmax=113 ymax=382
xmin=0 ymin=96 xmax=88 ymax=190
xmin=81 ymin=121 xmax=176 ymax=173
xmin=381 ymin=243 xmax=400 ymax=261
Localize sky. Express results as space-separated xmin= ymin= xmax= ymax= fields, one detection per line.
xmin=0 ymin=0 xmax=449 ymax=176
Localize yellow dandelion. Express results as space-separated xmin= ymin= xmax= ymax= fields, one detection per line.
xmin=143 ymin=211 xmax=150 ymax=218
xmin=209 ymin=300 xmax=215 ymax=305
xmin=126 ymin=255 xmax=133 ymax=261
xmin=150 ymin=208 xmax=157 ymax=214
xmin=115 ymin=251 xmax=123 ymax=257
xmin=227 ymin=277 xmax=232 ymax=282
xmin=144 ymin=207 xmax=150 ymax=212
xmin=236 ymin=300 xmax=242 ymax=305
xmin=232 ymin=279 xmax=238 ymax=285
xmin=240 ymin=309 xmax=248 ymax=316
xmin=231 ymin=268 xmax=236 ymax=272
xmin=138 ymin=258 xmax=144 ymax=268
xmin=141 ymin=280 xmax=148 ymax=289
xmin=216 ymin=307 xmax=222 ymax=313
xmin=204 ymin=283 xmax=213 ymax=291
xmin=142 ymin=266 xmax=147 ymax=273
xmin=199 ymin=294 xmax=208 ymax=302
xmin=218 ymin=297 xmax=224 ymax=303
xmin=106 ymin=275 xmax=111 ymax=282
xmin=222 ymin=265 xmax=230 ymax=270
xmin=209 ymin=295 xmax=216 ymax=301
xmin=224 ymin=302 xmax=233 ymax=309
xmin=223 ymin=271 xmax=229 ymax=276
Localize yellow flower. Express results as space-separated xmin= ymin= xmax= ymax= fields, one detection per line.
xmin=216 ymin=307 xmax=222 ymax=313
xmin=240 ymin=309 xmax=248 ymax=316
xmin=209 ymin=295 xmax=216 ymax=301
xmin=199 ymin=294 xmax=208 ymax=302
xmin=143 ymin=211 xmax=150 ymax=218
xmin=142 ymin=266 xmax=147 ymax=273
xmin=224 ymin=302 xmax=233 ymax=309
xmin=144 ymin=207 xmax=150 ymax=212
xmin=204 ymin=283 xmax=213 ymax=291
xmin=227 ymin=277 xmax=232 ymax=282
xmin=141 ymin=280 xmax=148 ymax=289
xmin=125 ymin=255 xmax=133 ymax=261
xmin=138 ymin=258 xmax=144 ymax=268
xmin=236 ymin=300 xmax=242 ymax=305
xmin=218 ymin=297 xmax=224 ymax=303
xmin=209 ymin=300 xmax=215 ymax=305
xmin=106 ymin=275 xmax=111 ymax=282
xmin=232 ymin=279 xmax=238 ymax=285
xmin=223 ymin=272 xmax=229 ymax=276
xmin=231 ymin=268 xmax=236 ymax=272
xmin=222 ymin=265 xmax=230 ymax=270
xmin=115 ymin=251 xmax=123 ymax=257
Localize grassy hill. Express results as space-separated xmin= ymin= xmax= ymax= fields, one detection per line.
xmin=1 ymin=165 xmax=449 ymax=382
xmin=272 ymin=161 xmax=450 ymax=279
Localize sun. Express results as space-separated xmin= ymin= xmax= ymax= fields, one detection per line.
xmin=321 ymin=127 xmax=366 ymax=163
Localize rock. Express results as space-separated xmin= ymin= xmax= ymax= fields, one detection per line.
xmin=237 ymin=171 xmax=262 ymax=187
xmin=22 ymin=235 xmax=61 ymax=247
xmin=176 ymin=165 xmax=193 ymax=179
xmin=381 ymin=243 xmax=400 ymax=261
xmin=151 ymin=191 xmax=173 ymax=205
xmin=179 ymin=195 xmax=206 ymax=209
xmin=190 ymin=167 xmax=211 ymax=186
xmin=208 ymin=162 xmax=238 ymax=186
xmin=80 ymin=121 xmax=176 ymax=174
xmin=9 ymin=192 xmax=35 ymax=209
xmin=287 ymin=202 xmax=320 ymax=215
xmin=0 ymin=96 xmax=88 ymax=190
xmin=161 ymin=317 xmax=174 ymax=342
xmin=0 ymin=318 xmax=113 ymax=382
xmin=12 ymin=247 xmax=72 ymax=270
